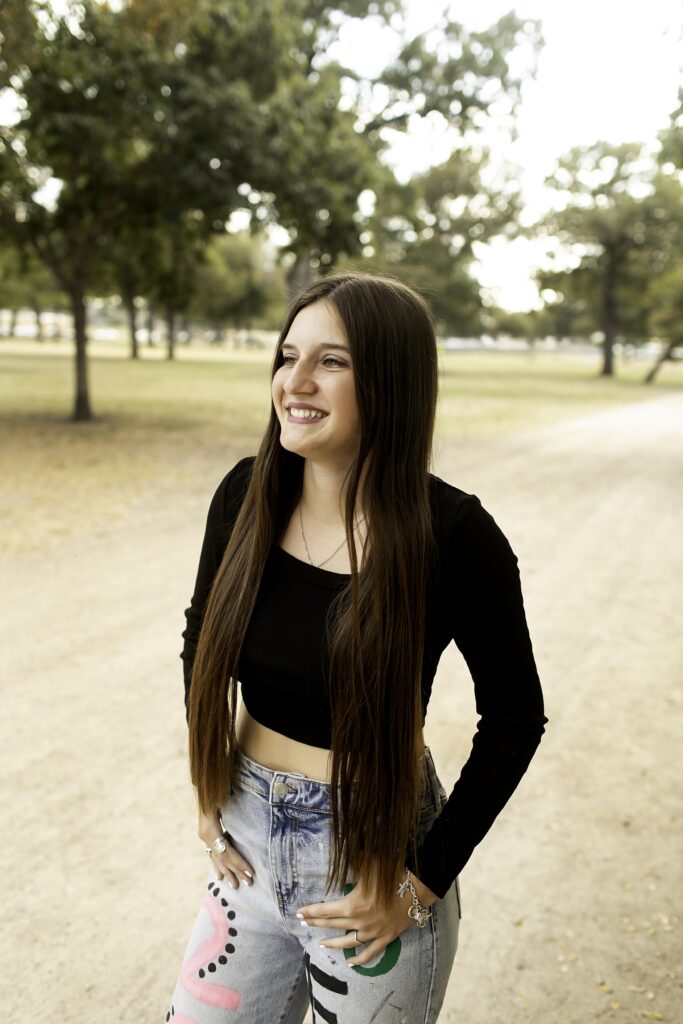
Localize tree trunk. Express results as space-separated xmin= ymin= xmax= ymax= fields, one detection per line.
xmin=70 ymin=289 xmax=92 ymax=421
xmin=124 ymin=292 xmax=139 ymax=359
xmin=166 ymin=303 xmax=176 ymax=360
xmin=8 ymin=308 xmax=17 ymax=337
xmin=643 ymin=338 xmax=677 ymax=384
xmin=600 ymin=260 xmax=617 ymax=377
xmin=34 ymin=306 xmax=44 ymax=341
xmin=147 ymin=305 xmax=155 ymax=346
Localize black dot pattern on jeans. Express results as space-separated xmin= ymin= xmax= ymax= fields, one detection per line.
xmin=194 ymin=881 xmax=239 ymax=979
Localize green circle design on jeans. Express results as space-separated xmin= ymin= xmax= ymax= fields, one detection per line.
xmin=342 ymin=883 xmax=402 ymax=976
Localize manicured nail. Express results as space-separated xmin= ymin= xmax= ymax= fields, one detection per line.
xmin=296 ymin=912 xmax=304 ymax=919
xmin=244 ymin=869 xmax=253 ymax=878
xmin=319 ymin=942 xmax=327 ymax=948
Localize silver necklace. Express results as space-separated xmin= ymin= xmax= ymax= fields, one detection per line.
xmin=298 ymin=503 xmax=366 ymax=569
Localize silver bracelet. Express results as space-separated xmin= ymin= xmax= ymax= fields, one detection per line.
xmin=396 ymin=868 xmax=432 ymax=928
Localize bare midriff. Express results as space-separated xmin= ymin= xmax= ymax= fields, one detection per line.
xmin=236 ymin=704 xmax=333 ymax=781
xmin=235 ymin=703 xmax=424 ymax=784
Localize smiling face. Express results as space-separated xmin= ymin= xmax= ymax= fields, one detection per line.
xmin=271 ymin=300 xmax=361 ymax=466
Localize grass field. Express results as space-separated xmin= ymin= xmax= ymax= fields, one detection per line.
xmin=2 ymin=338 xmax=681 ymax=553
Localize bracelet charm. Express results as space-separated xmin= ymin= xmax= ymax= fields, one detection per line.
xmin=396 ymin=868 xmax=432 ymax=928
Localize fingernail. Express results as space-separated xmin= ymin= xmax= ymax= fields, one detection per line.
xmin=295 ymin=913 xmax=304 ymax=920
xmin=319 ymin=941 xmax=327 ymax=948
xmin=244 ymin=870 xmax=253 ymax=878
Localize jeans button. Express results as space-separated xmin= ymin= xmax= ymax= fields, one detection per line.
xmin=273 ymin=781 xmax=290 ymax=798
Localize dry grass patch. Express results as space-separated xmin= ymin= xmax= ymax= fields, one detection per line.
xmin=1 ymin=342 xmax=680 ymax=553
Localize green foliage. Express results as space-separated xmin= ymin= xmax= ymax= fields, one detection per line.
xmin=355 ymin=147 xmax=521 ymax=335
xmin=0 ymin=238 xmax=67 ymax=317
xmin=364 ymin=11 xmax=542 ymax=135
xmin=0 ymin=0 xmax=543 ymax=414
xmin=647 ymin=264 xmax=683 ymax=345
xmin=658 ymin=87 xmax=683 ymax=170
xmin=535 ymin=142 xmax=683 ymax=363
xmin=187 ymin=232 xmax=287 ymax=330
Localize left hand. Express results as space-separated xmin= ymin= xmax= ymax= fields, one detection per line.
xmin=296 ymin=867 xmax=438 ymax=967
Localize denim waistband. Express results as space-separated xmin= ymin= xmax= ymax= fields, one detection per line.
xmin=232 ymin=744 xmax=442 ymax=816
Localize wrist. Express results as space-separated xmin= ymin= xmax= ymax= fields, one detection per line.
xmin=410 ymin=872 xmax=438 ymax=908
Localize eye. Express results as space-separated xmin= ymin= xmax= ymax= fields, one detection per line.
xmin=280 ymin=352 xmax=349 ymax=368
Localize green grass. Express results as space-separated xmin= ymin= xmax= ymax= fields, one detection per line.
xmin=1 ymin=340 xmax=680 ymax=553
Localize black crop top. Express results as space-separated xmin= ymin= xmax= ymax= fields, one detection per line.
xmin=181 ymin=455 xmax=548 ymax=899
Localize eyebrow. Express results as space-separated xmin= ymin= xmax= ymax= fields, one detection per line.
xmin=281 ymin=341 xmax=350 ymax=352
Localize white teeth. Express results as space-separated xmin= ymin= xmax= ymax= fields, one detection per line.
xmin=288 ymin=407 xmax=326 ymax=419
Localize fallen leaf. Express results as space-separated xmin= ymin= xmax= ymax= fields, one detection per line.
xmin=641 ymin=1013 xmax=664 ymax=1021
xmin=611 ymin=1001 xmax=621 ymax=1010
xmin=598 ymin=983 xmax=613 ymax=993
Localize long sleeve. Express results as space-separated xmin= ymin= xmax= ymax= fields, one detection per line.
xmin=180 ymin=456 xmax=255 ymax=723
xmin=407 ymin=494 xmax=548 ymax=899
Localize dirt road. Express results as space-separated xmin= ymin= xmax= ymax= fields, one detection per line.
xmin=2 ymin=392 xmax=681 ymax=1022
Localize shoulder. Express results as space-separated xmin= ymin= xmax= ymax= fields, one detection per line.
xmin=428 ymin=472 xmax=517 ymax=567
xmin=216 ymin=454 xmax=256 ymax=500
xmin=207 ymin=455 xmax=257 ymax=528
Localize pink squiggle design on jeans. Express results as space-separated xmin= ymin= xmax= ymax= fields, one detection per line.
xmin=180 ymin=891 xmax=241 ymax=1010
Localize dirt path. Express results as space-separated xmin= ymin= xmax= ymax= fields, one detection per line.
xmin=2 ymin=392 xmax=681 ymax=1023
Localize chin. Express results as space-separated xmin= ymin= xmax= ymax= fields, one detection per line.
xmin=278 ymin=432 xmax=312 ymax=457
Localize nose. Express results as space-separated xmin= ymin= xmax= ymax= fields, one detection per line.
xmin=283 ymin=357 xmax=316 ymax=394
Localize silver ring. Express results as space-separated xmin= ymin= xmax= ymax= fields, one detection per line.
xmin=206 ymin=831 xmax=228 ymax=856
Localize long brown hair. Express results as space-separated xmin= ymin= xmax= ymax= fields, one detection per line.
xmin=188 ymin=271 xmax=439 ymax=908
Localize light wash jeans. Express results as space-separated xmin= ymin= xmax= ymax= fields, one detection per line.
xmin=166 ymin=746 xmax=461 ymax=1024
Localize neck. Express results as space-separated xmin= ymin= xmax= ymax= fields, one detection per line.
xmin=300 ymin=457 xmax=364 ymax=525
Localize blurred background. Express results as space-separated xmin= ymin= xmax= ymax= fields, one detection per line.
xmin=1 ymin=2 xmax=681 ymax=1022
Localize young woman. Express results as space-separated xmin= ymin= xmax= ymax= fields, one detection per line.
xmin=167 ymin=272 xmax=547 ymax=1024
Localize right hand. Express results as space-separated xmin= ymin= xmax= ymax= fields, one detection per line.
xmin=198 ymin=808 xmax=255 ymax=889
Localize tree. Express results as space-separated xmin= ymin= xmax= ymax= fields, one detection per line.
xmin=0 ymin=1 xmax=542 ymax=418
xmin=0 ymin=0 xmax=392 ymax=417
xmin=642 ymin=265 xmax=683 ymax=382
xmin=187 ymin=232 xmax=287 ymax=338
xmin=535 ymin=142 xmax=683 ymax=377
xmin=348 ymin=147 xmax=522 ymax=336
xmin=0 ymin=235 xmax=68 ymax=337
xmin=639 ymin=90 xmax=683 ymax=382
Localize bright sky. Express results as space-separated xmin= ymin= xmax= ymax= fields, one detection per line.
xmin=2 ymin=1 xmax=682 ymax=310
